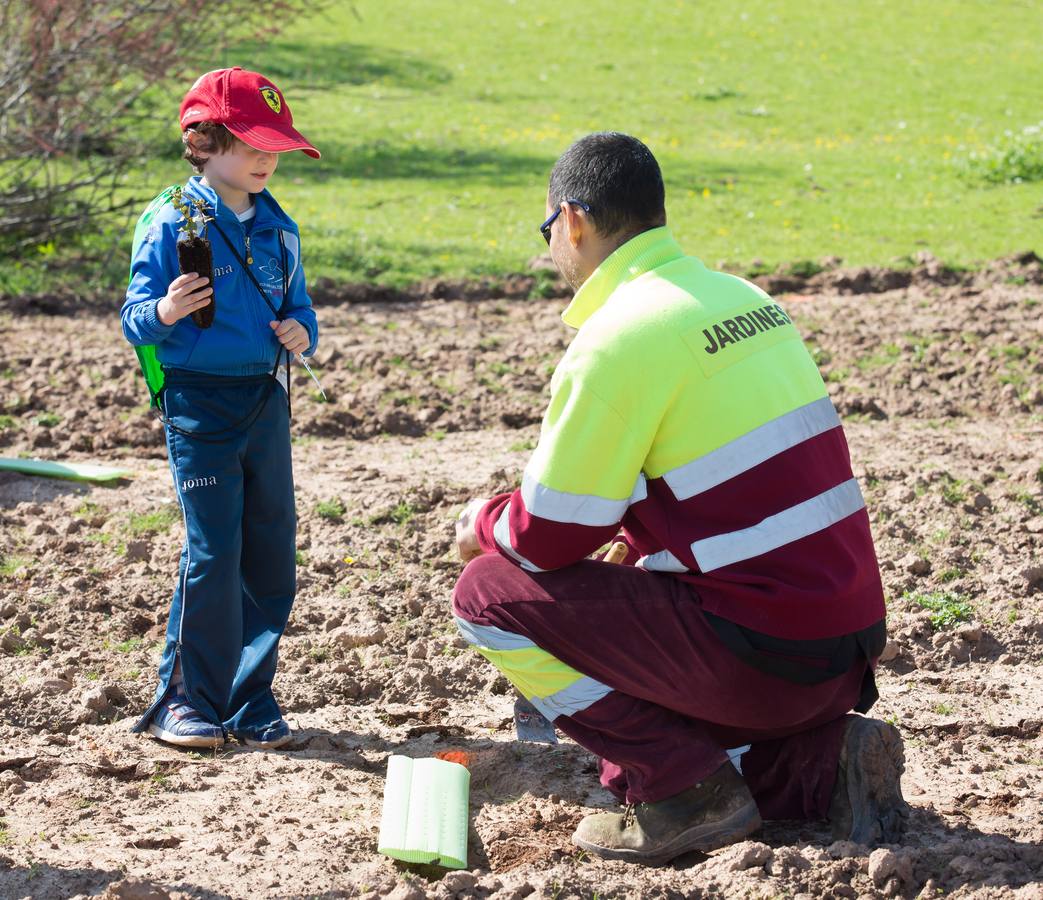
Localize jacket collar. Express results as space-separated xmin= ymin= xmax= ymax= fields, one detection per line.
xmin=561 ymin=226 xmax=686 ymax=329
xmin=183 ymin=176 xmax=294 ymax=232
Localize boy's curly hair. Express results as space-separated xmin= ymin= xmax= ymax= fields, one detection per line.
xmin=182 ymin=122 xmax=238 ymax=173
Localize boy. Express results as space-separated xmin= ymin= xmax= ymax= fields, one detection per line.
xmin=121 ymin=67 xmax=320 ymax=749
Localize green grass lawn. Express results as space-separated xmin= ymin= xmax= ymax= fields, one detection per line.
xmin=11 ymin=0 xmax=1043 ymax=290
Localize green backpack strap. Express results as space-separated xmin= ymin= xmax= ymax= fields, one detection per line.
xmin=129 ymin=186 xmax=179 ymax=407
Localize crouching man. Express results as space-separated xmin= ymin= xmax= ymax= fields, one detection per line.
xmin=451 ymin=132 xmax=909 ymax=865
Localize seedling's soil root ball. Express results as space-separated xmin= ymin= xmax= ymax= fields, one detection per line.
xmin=176 ymin=235 xmax=215 ymax=329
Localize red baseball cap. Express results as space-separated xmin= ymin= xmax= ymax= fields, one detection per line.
xmin=180 ymin=67 xmax=320 ymax=159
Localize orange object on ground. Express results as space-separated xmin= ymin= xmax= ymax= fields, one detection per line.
xmin=435 ymin=750 xmax=471 ymax=768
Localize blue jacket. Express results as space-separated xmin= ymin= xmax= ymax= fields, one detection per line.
xmin=121 ymin=176 xmax=318 ymax=376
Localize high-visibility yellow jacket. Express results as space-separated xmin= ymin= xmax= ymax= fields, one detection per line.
xmin=475 ymin=226 xmax=884 ymax=640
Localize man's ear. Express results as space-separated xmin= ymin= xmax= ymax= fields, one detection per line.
xmin=561 ymin=201 xmax=585 ymax=249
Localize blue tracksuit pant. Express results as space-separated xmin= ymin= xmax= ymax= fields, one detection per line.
xmin=132 ymin=369 xmax=296 ymax=736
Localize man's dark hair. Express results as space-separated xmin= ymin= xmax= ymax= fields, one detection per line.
xmin=548 ymin=132 xmax=666 ymax=240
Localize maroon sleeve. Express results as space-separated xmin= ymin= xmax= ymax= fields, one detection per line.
xmin=474 ymin=492 xmax=512 ymax=555
xmin=473 ymin=489 xmax=620 ymax=572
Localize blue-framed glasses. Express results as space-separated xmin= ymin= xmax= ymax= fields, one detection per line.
xmin=540 ymin=198 xmax=592 ymax=244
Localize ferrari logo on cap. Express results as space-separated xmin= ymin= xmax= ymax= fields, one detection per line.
xmin=260 ymin=87 xmax=282 ymax=114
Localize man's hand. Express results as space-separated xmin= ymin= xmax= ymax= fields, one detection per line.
xmin=269 ymin=318 xmax=310 ymax=355
xmin=157 ymin=273 xmax=212 ymax=326
xmin=456 ymin=497 xmax=489 ymax=563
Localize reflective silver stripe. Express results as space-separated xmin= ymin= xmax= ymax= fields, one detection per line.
xmin=521 ymin=470 xmax=637 ymax=527
xmin=692 ymin=478 xmax=865 ymax=572
xmin=664 ymin=397 xmax=841 ymax=500
xmin=636 ymin=548 xmax=689 ymax=573
xmin=454 ymin=619 xmax=613 ymax=721
xmin=529 ymin=675 xmax=612 ymax=721
xmin=493 ymin=501 xmax=547 ymax=573
xmin=630 ymin=473 xmax=648 ymax=505
xmin=727 ymin=744 xmax=751 ymax=773
xmin=453 ymin=616 xmax=537 ymax=651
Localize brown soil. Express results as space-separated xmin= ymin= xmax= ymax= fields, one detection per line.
xmin=0 ymin=254 xmax=1041 ymax=900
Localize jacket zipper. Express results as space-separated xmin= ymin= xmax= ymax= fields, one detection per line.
xmin=236 ymin=220 xmax=265 ymax=362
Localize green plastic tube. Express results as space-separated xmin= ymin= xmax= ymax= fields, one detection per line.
xmin=377 ymin=755 xmax=470 ymax=869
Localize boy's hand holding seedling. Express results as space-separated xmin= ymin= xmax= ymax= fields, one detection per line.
xmin=157 ymin=273 xmax=214 ymax=325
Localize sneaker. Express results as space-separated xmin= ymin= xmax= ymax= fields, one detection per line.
xmin=234 ymin=719 xmax=292 ymax=750
xmin=828 ymin=716 xmax=911 ymax=844
xmin=147 ymin=693 xmax=225 ymax=749
xmin=572 ymin=762 xmax=762 ymax=865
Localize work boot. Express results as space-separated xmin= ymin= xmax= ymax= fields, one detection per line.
xmin=572 ymin=762 xmax=762 ymax=865
xmin=829 ymin=716 xmax=911 ymax=844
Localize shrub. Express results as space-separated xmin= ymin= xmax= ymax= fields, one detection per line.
xmin=0 ymin=0 xmax=317 ymax=254
xmin=961 ymin=122 xmax=1043 ymax=185
xmin=786 ymin=259 xmax=825 ymax=278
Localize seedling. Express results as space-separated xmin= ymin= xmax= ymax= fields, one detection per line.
xmin=170 ymin=186 xmax=215 ymax=329
xmin=940 ymin=476 xmax=966 ymax=506
xmin=904 ymin=590 xmax=974 ymax=628
xmin=315 ymin=499 xmax=346 ymax=521
xmin=0 ymin=555 xmax=29 ymax=577
xmin=390 ymin=501 xmax=416 ymax=525
xmin=126 ymin=507 xmax=178 ymax=536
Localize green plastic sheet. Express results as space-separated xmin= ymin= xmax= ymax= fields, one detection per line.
xmin=0 ymin=458 xmax=132 ymax=483
xmin=377 ymin=755 xmax=470 ymax=869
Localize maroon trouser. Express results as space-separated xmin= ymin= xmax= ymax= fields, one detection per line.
xmin=453 ymin=553 xmax=872 ymax=817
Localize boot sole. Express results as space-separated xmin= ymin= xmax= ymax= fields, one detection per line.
xmin=147 ymin=722 xmax=224 ymax=749
xmin=572 ymin=800 xmax=762 ymax=866
xmin=832 ymin=717 xmax=911 ymax=844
